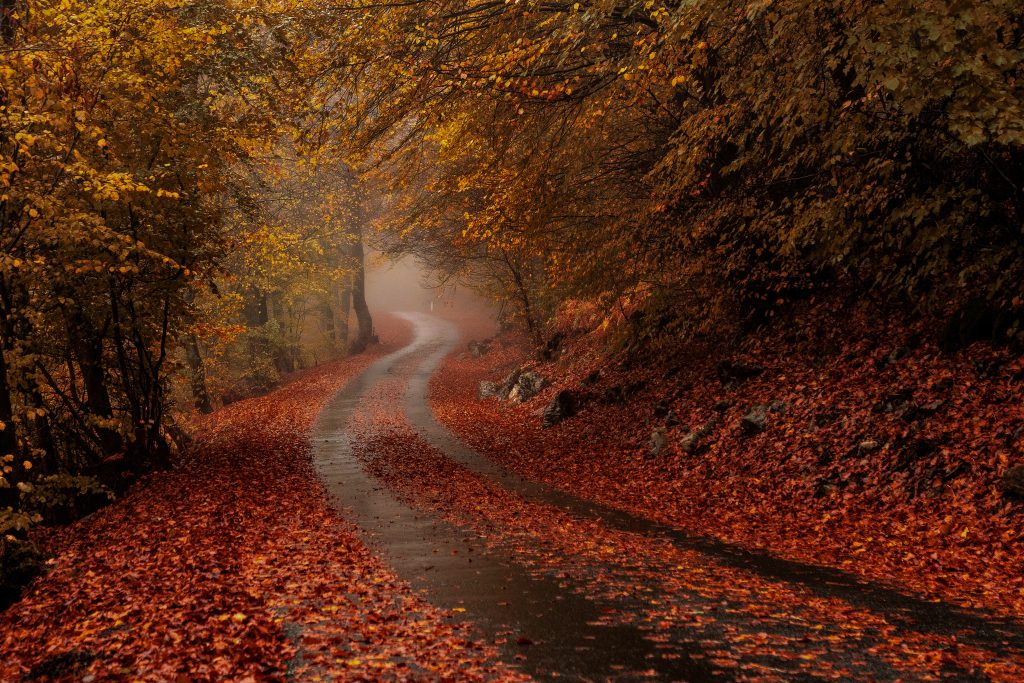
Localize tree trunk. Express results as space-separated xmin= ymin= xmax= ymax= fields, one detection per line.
xmin=0 ymin=3 xmax=18 ymax=458
xmin=78 ymin=339 xmax=123 ymax=456
xmin=184 ymin=334 xmax=213 ymax=414
xmin=501 ymin=248 xmax=543 ymax=346
xmin=349 ymin=234 xmax=375 ymax=354
xmin=332 ymin=281 xmax=351 ymax=355
xmin=25 ymin=385 xmax=57 ymax=472
xmin=0 ymin=346 xmax=18 ymax=460
xmin=68 ymin=316 xmax=123 ymax=457
xmin=242 ymin=287 xmax=269 ymax=327
xmin=241 ymin=287 xmax=273 ymax=381
xmin=267 ymin=292 xmax=295 ymax=373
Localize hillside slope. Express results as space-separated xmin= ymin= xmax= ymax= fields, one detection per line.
xmin=431 ymin=301 xmax=1024 ymax=619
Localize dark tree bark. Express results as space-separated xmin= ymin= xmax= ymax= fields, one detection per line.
xmin=500 ymin=248 xmax=543 ymax=346
xmin=0 ymin=346 xmax=18 ymax=461
xmin=331 ymin=280 xmax=351 ymax=355
xmin=184 ymin=334 xmax=213 ymax=414
xmin=67 ymin=312 xmax=123 ymax=457
xmin=349 ymin=233 xmax=375 ymax=354
xmin=242 ymin=287 xmax=269 ymax=327
xmin=0 ymin=0 xmax=17 ymax=45
xmin=268 ymin=292 xmax=296 ymax=374
xmin=240 ymin=286 xmax=274 ymax=383
xmin=0 ymin=0 xmax=21 ymax=483
xmin=25 ymin=385 xmax=57 ymax=472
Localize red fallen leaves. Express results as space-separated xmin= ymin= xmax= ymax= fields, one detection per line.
xmin=0 ymin=313 xmax=517 ymax=682
xmin=430 ymin=303 xmax=1024 ymax=621
xmin=345 ymin=331 xmax=1024 ymax=680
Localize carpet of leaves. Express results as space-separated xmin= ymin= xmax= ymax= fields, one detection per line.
xmin=351 ymin=343 xmax=1024 ymax=681
xmin=431 ymin=304 xmax=1024 ymax=621
xmin=0 ymin=314 xmax=517 ymax=682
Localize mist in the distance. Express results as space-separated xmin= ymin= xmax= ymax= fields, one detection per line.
xmin=365 ymin=252 xmax=498 ymax=335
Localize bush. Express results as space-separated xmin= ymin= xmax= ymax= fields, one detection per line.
xmin=0 ymin=510 xmax=44 ymax=610
xmin=20 ymin=474 xmax=115 ymax=526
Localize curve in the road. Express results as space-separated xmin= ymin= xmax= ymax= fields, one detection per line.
xmin=314 ymin=312 xmax=1024 ymax=682
xmin=401 ymin=314 xmax=1024 ymax=658
xmin=313 ymin=316 xmax=719 ymax=682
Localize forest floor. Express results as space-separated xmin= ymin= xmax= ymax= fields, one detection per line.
xmin=0 ymin=315 xmax=517 ymax=682
xmin=431 ymin=302 xmax=1024 ymax=623
xmin=429 ymin=303 xmax=1024 ymax=680
xmin=2 ymin=309 xmax=1024 ymax=681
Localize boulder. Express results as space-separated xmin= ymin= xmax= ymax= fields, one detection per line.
xmin=652 ymin=401 xmax=681 ymax=427
xmin=901 ymin=399 xmax=945 ymax=423
xmin=680 ymin=432 xmax=702 ymax=454
xmin=717 ymin=359 xmax=765 ymax=386
xmin=542 ymin=390 xmax=577 ymax=428
xmin=680 ymin=416 xmax=719 ymax=454
xmin=740 ymin=405 xmax=768 ymax=435
xmin=508 ymin=371 xmax=548 ymax=403
xmin=603 ymin=385 xmax=627 ymax=405
xmin=539 ymin=332 xmax=565 ymax=361
xmin=712 ymin=399 xmax=733 ymax=413
xmin=876 ymin=345 xmax=910 ymax=370
xmin=478 ymin=368 xmax=524 ymax=401
xmin=653 ymin=400 xmax=671 ymax=419
xmin=873 ymin=387 xmax=914 ymax=414
xmin=1002 ymin=465 xmax=1024 ymax=500
xmin=479 ymin=380 xmax=502 ymax=400
xmin=601 ymin=381 xmax=645 ymax=406
xmin=649 ymin=428 xmax=669 ymax=456
xmin=468 ymin=339 xmax=492 ymax=358
xmin=498 ymin=368 xmax=523 ymax=398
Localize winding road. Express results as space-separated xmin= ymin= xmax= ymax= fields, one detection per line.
xmin=313 ymin=313 xmax=1024 ymax=682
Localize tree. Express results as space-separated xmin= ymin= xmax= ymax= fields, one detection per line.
xmin=305 ymin=0 xmax=1022 ymax=344
xmin=0 ymin=0 xmax=313 ymax=531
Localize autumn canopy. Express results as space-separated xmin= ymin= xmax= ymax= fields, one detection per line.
xmin=0 ymin=0 xmax=1021 ymax=618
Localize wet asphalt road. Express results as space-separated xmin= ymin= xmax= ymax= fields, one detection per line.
xmin=312 ymin=313 xmax=1024 ymax=682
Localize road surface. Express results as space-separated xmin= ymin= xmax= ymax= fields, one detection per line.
xmin=313 ymin=313 xmax=1024 ymax=682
